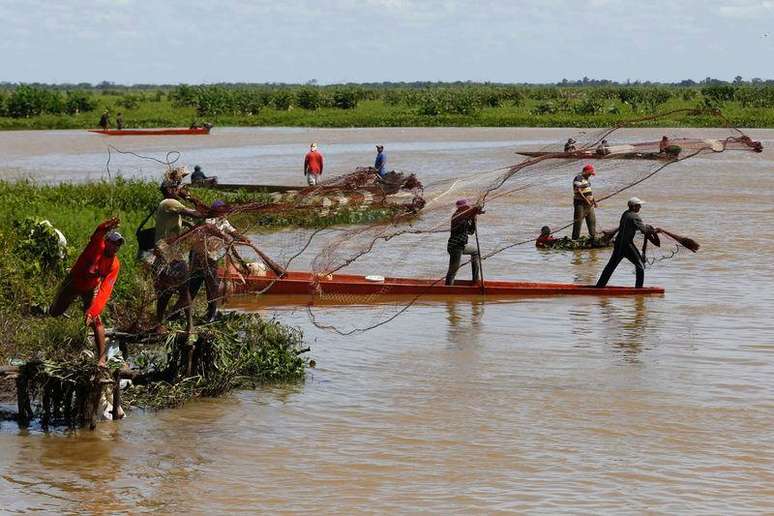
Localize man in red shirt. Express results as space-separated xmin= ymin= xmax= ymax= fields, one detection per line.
xmin=304 ymin=142 xmax=324 ymax=186
xmin=50 ymin=217 xmax=124 ymax=367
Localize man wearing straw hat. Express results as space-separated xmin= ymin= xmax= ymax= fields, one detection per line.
xmin=595 ymin=197 xmax=654 ymax=288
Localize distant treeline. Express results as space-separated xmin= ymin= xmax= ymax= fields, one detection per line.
xmin=2 ymin=82 xmax=774 ymax=118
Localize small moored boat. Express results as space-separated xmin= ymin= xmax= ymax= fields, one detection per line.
xmin=89 ymin=127 xmax=212 ymax=136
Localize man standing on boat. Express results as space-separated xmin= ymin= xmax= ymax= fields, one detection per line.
xmin=304 ymin=143 xmax=324 ymax=186
xmin=98 ymin=111 xmax=110 ymax=130
xmin=572 ymin=164 xmax=597 ymax=240
xmin=116 ymin=112 xmax=124 ymax=131
xmin=595 ymin=197 xmax=654 ymax=288
xmin=445 ymin=199 xmax=483 ymax=286
xmin=374 ymin=145 xmax=387 ymax=177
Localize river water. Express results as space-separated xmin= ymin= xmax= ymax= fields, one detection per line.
xmin=1 ymin=128 xmax=773 ymax=513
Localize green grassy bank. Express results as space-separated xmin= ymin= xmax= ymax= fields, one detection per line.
xmin=1 ymin=83 xmax=774 ymax=129
xmin=0 ymin=178 xmax=395 ymax=415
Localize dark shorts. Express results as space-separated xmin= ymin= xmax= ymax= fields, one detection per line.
xmin=49 ymin=275 xmax=95 ymax=316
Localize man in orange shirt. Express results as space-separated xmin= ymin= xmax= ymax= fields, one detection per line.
xmin=304 ymin=142 xmax=324 ymax=186
xmin=50 ymin=217 xmax=124 ymax=367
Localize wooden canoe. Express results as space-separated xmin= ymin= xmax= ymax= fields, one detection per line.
xmin=222 ymin=270 xmax=664 ymax=305
xmin=191 ymin=183 xmax=303 ymax=193
xmin=89 ymin=127 xmax=211 ymax=136
xmin=516 ymin=150 xmax=672 ymax=161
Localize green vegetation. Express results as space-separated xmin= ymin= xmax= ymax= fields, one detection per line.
xmin=0 ymin=178 xmax=405 ymax=417
xmin=2 ymin=81 xmax=774 ymax=129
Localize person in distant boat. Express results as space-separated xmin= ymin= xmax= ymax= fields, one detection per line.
xmin=536 ymin=226 xmax=558 ymax=248
xmin=374 ymin=144 xmax=387 ymax=177
xmin=596 ymin=139 xmax=610 ymax=156
xmin=595 ymin=197 xmax=655 ymax=288
xmin=572 ymin=164 xmax=597 ymax=240
xmin=190 ymin=164 xmax=217 ymax=185
xmin=564 ymin=138 xmax=577 ymax=152
xmin=116 ymin=112 xmax=124 ymax=131
xmin=190 ymin=120 xmax=200 ymax=129
xmin=304 ymin=142 xmax=324 ymax=186
xmin=49 ymin=218 xmax=124 ymax=367
xmin=98 ymin=111 xmax=110 ymax=130
xmin=659 ymin=136 xmax=669 ymax=153
xmin=445 ymin=199 xmax=484 ymax=286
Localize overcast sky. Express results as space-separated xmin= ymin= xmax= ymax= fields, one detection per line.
xmin=1 ymin=0 xmax=773 ymax=84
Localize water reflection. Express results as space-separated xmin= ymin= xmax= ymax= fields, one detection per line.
xmin=571 ymin=248 xmax=603 ymax=284
xmin=599 ymin=296 xmax=650 ymax=362
xmin=445 ymin=300 xmax=485 ymax=348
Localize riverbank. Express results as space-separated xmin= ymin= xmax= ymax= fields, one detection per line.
xmin=0 ymin=178 xmax=355 ymax=420
xmin=2 ymin=84 xmax=774 ymax=129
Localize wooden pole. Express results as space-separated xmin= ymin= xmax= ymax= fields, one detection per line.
xmin=474 ymin=227 xmax=485 ymax=296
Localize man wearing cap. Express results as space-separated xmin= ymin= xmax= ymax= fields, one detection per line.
xmin=445 ymin=199 xmax=483 ymax=286
xmin=564 ymin=138 xmax=577 ymax=152
xmin=572 ymin=164 xmax=597 ymax=240
xmin=595 ymin=197 xmax=654 ymax=288
xmin=374 ymin=145 xmax=387 ymax=177
xmin=304 ymin=143 xmax=324 ymax=186
xmin=49 ymin=217 xmax=124 ymax=367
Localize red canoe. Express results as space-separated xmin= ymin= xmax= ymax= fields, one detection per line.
xmin=88 ymin=127 xmax=211 ymax=136
xmin=222 ymin=270 xmax=663 ymax=305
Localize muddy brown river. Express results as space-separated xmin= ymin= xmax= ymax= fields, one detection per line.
xmin=1 ymin=128 xmax=773 ymax=513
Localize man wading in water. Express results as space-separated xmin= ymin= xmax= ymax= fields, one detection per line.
xmin=445 ymin=199 xmax=484 ymax=286
xmin=595 ymin=197 xmax=655 ymax=288
xmin=304 ymin=143 xmax=324 ymax=186
xmin=49 ymin=218 xmax=124 ymax=367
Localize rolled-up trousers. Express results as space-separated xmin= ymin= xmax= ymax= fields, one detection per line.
xmin=445 ymin=244 xmax=480 ymax=286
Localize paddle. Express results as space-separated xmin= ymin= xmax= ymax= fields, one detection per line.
xmin=656 ymin=228 xmax=700 ymax=252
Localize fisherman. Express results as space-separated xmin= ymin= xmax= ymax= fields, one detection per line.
xmin=374 ymin=145 xmax=387 ymax=177
xmin=152 ymin=182 xmax=206 ymax=330
xmin=564 ymin=138 xmax=577 ymax=152
xmin=304 ymin=143 xmax=324 ymax=186
xmin=190 ymin=120 xmax=200 ymax=129
xmin=572 ymin=164 xmax=597 ymax=240
xmin=116 ymin=112 xmax=124 ymax=131
xmin=49 ymin=218 xmax=124 ymax=367
xmin=659 ymin=136 xmax=670 ymax=153
xmin=190 ymin=164 xmax=217 ymax=185
xmin=596 ymin=139 xmax=610 ymax=156
xmin=445 ymin=199 xmax=483 ymax=286
xmin=188 ymin=200 xmax=245 ymax=322
xmin=595 ymin=197 xmax=655 ymax=288
xmin=98 ymin=111 xmax=110 ymax=130
xmin=536 ymin=226 xmax=558 ymax=248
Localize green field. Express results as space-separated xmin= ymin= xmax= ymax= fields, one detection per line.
xmin=1 ymin=82 xmax=774 ymax=129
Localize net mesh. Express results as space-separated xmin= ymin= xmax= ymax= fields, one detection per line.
xmin=107 ymin=109 xmax=763 ymax=335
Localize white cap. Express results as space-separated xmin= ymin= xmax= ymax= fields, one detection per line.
xmin=628 ymin=197 xmax=645 ymax=206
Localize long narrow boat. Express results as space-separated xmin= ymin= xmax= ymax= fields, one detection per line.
xmin=223 ymin=270 xmax=663 ymax=305
xmin=516 ymin=149 xmax=671 ymax=161
xmin=88 ymin=127 xmax=211 ymax=136
xmin=191 ymin=183 xmax=302 ymax=193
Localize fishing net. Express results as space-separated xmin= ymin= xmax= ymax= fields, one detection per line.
xmin=104 ymin=109 xmax=764 ymax=336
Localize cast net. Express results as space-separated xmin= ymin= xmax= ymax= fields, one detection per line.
xmin=105 ymin=109 xmax=764 ymax=335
